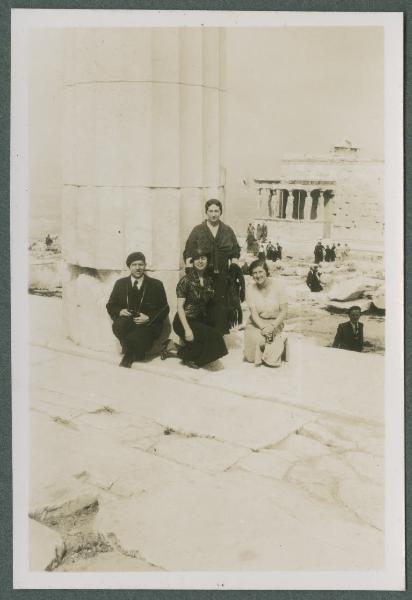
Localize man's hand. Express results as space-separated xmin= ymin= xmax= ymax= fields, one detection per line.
xmin=133 ymin=313 xmax=150 ymax=325
xmin=119 ymin=309 xmax=131 ymax=317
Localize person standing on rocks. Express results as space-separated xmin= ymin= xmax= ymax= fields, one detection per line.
xmin=183 ymin=199 xmax=240 ymax=334
xmin=106 ymin=252 xmax=170 ymax=368
xmin=314 ymin=241 xmax=324 ymax=264
xmin=332 ymin=305 xmax=364 ymax=352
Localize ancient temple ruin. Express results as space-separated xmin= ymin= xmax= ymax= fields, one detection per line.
xmin=254 ymin=141 xmax=384 ymax=254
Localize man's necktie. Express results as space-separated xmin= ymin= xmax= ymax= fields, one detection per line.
xmin=132 ymin=280 xmax=140 ymax=311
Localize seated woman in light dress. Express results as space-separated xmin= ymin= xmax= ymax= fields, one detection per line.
xmin=243 ymin=259 xmax=288 ymax=367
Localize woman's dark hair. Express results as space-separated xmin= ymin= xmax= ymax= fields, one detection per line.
xmin=205 ymin=199 xmax=223 ymax=213
xmin=249 ymin=259 xmax=269 ymax=276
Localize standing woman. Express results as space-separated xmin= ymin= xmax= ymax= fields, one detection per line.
xmin=183 ymin=199 xmax=240 ymax=334
xmin=172 ymin=249 xmax=228 ymax=369
xmin=244 ymin=260 xmax=288 ymax=367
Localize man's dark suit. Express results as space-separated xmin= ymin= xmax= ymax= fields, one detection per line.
xmin=332 ymin=321 xmax=364 ymax=352
xmin=106 ymin=275 xmax=169 ymax=361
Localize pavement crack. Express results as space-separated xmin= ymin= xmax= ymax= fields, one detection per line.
xmin=106 ymin=532 xmax=165 ymax=570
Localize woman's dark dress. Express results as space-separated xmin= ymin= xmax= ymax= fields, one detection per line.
xmin=183 ymin=221 xmax=241 ymax=334
xmin=173 ymin=269 xmax=228 ymax=367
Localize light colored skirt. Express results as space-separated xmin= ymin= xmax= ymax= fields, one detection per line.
xmin=243 ymin=320 xmax=288 ymax=367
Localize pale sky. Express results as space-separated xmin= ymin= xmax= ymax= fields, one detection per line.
xmin=225 ymin=26 xmax=384 ymax=181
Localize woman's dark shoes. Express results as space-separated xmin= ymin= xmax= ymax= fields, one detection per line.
xmin=119 ymin=354 xmax=133 ymax=368
xmin=184 ymin=360 xmax=200 ymax=370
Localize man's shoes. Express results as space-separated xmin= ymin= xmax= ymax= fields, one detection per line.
xmin=119 ymin=355 xmax=133 ymax=368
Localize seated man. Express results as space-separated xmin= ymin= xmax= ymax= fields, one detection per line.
xmin=306 ymin=265 xmax=323 ymax=292
xmin=332 ymin=305 xmax=364 ymax=352
xmin=106 ymin=252 xmax=169 ymax=368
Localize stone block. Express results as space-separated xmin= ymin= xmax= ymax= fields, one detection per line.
xmin=63 ymin=29 xmax=153 ymax=85
xmin=62 ymin=187 xmax=154 ymax=270
xmin=29 ymin=518 xmax=64 ymax=571
xmin=63 ymin=82 xmax=153 ymax=187
xmin=276 ymin=432 xmax=330 ymax=459
xmin=236 ymin=449 xmax=292 ymax=480
xmin=95 ymin=468 xmax=383 ymax=571
xmin=150 ymin=434 xmax=250 ymax=473
xmin=341 ymin=451 xmax=384 ymax=484
xmin=339 ymin=478 xmax=383 ymax=530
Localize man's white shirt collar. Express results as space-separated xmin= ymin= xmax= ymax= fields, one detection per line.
xmin=131 ymin=275 xmax=144 ymax=289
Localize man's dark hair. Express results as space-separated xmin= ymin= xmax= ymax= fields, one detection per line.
xmin=249 ymin=259 xmax=269 ymax=276
xmin=348 ymin=305 xmax=361 ymax=315
xmin=205 ymin=199 xmax=223 ymax=213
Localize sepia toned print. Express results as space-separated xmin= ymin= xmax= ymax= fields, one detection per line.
xmin=12 ymin=10 xmax=404 ymax=591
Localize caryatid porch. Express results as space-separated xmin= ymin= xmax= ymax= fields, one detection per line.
xmin=254 ymin=179 xmax=336 ymax=242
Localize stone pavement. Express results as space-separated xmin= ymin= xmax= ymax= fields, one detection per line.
xmin=29 ymin=297 xmax=384 ymax=572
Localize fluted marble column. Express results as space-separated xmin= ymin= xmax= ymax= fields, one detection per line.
xmin=61 ymin=28 xmax=225 ymax=351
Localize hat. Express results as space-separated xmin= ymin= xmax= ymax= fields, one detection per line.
xmin=126 ymin=252 xmax=146 ymax=267
xmin=189 ymin=248 xmax=211 ymax=261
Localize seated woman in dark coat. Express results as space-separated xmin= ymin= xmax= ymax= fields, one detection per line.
xmin=162 ymin=249 xmax=228 ymax=369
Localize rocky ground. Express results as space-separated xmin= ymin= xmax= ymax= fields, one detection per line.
xmin=28 ymin=290 xmax=384 ymax=573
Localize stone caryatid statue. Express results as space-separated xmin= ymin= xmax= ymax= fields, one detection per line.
xmin=317 ymin=191 xmax=325 ymax=221
xmin=285 ymin=190 xmax=294 ymax=219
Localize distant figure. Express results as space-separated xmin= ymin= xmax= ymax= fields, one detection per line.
xmin=266 ymin=241 xmax=276 ymax=261
xmin=325 ymin=245 xmax=331 ymax=262
xmin=258 ymin=242 xmax=266 ymax=261
xmin=261 ymin=223 xmax=268 ymax=241
xmin=45 ymin=234 xmax=53 ymax=247
xmin=343 ymin=243 xmax=350 ymax=259
xmin=306 ymin=265 xmax=323 ymax=292
xmin=276 ymin=242 xmax=282 ymax=260
xmin=332 ymin=305 xmax=364 ymax=352
xmin=314 ymin=241 xmax=324 ymax=264
xmin=330 ymin=244 xmax=336 ymax=262
xmin=335 ymin=243 xmax=342 ymax=261
xmin=246 ymin=229 xmax=256 ymax=253
xmin=247 ymin=222 xmax=255 ymax=237
xmin=256 ymin=223 xmax=262 ymax=240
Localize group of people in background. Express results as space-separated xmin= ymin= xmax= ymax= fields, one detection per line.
xmin=314 ymin=240 xmax=350 ymax=264
xmin=107 ymin=200 xmax=288 ymax=371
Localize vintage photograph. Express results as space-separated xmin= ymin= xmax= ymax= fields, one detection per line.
xmin=11 ymin=9 xmax=404 ymax=590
